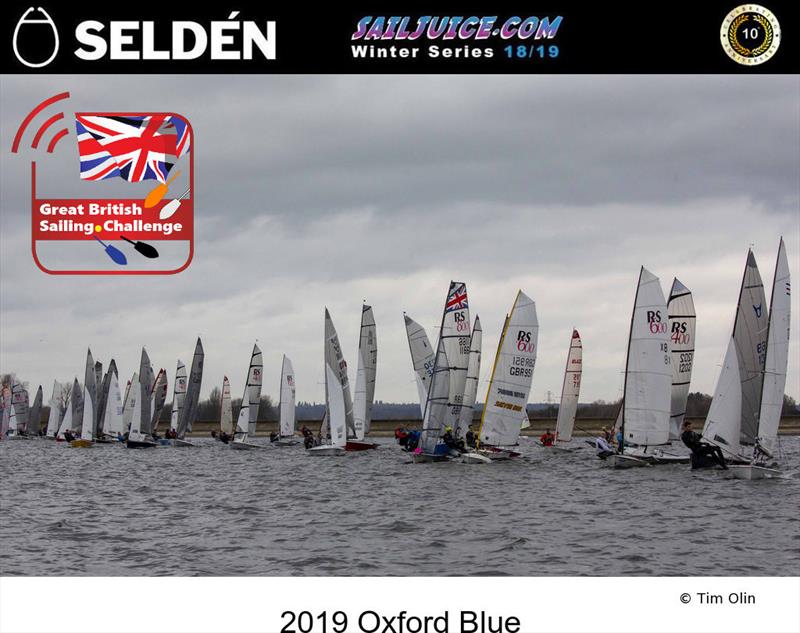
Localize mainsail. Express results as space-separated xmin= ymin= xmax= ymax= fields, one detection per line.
xmin=96 ymin=359 xmax=117 ymax=438
xmin=129 ymin=349 xmax=153 ymax=439
xmin=45 ymin=381 xmax=66 ymax=437
xmin=733 ymin=250 xmax=769 ymax=444
xmin=80 ymin=383 xmax=95 ymax=441
xmin=102 ymin=372 xmax=125 ymax=437
xmin=353 ymin=305 xmax=378 ymax=440
xmin=177 ymin=338 xmax=204 ymax=439
xmin=170 ymin=361 xmax=187 ymax=433
xmin=621 ymin=267 xmax=671 ymax=448
xmin=667 ymin=279 xmax=696 ymax=439
xmin=555 ymin=329 xmax=582 ymax=443
xmin=122 ymin=373 xmax=138 ymax=432
xmin=479 ymin=291 xmax=539 ymax=447
xmin=404 ymin=314 xmax=435 ymax=417
xmin=234 ymin=344 xmax=263 ymax=440
xmin=220 ymin=376 xmax=233 ymax=434
xmin=456 ymin=315 xmax=482 ymax=438
xmin=10 ymin=381 xmax=29 ymax=433
xmin=324 ymin=309 xmax=351 ymax=448
xmin=757 ymin=238 xmax=791 ymax=455
xmin=83 ymin=349 xmax=97 ymax=435
xmin=279 ymin=355 xmax=296 ymax=438
xmin=419 ymin=336 xmax=450 ymax=455
xmin=150 ymin=369 xmax=168 ymax=432
xmin=28 ymin=385 xmax=43 ymax=436
xmin=441 ymin=281 xmax=471 ymax=429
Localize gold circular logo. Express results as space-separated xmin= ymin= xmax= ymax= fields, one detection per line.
xmin=721 ymin=5 xmax=781 ymax=65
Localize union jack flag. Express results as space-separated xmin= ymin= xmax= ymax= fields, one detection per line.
xmin=75 ymin=114 xmax=191 ymax=183
xmin=445 ymin=282 xmax=468 ymax=312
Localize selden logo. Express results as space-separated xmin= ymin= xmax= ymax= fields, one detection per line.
xmin=11 ymin=6 xmax=276 ymax=68
xmin=11 ymin=92 xmax=194 ymax=275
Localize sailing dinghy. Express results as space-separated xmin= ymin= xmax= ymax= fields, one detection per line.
xmin=403 ymin=314 xmax=435 ymax=418
xmin=273 ymin=355 xmax=299 ymax=446
xmin=456 ymin=316 xmax=482 ymax=440
xmin=605 ymin=267 xmax=672 ymax=469
xmin=45 ymin=381 xmax=67 ymax=439
xmin=172 ymin=338 xmax=204 ymax=446
xmin=219 ymin=376 xmax=233 ymax=437
xmin=57 ymin=379 xmax=83 ymax=441
xmin=127 ymin=349 xmax=157 ymax=448
xmin=549 ymin=329 xmax=582 ymax=453
xmin=231 ymin=344 xmax=265 ymax=450
xmin=476 ymin=291 xmax=539 ymax=461
xmin=27 ymin=385 xmax=43 ymax=437
xmin=308 ymin=309 xmax=348 ymax=456
xmin=70 ymin=382 xmax=95 ymax=448
xmin=727 ymin=240 xmax=791 ymax=479
xmin=347 ymin=304 xmax=379 ymax=451
xmin=5 ymin=381 xmax=30 ymax=439
xmin=168 ymin=361 xmax=187 ymax=439
xmin=701 ymin=249 xmax=771 ymax=470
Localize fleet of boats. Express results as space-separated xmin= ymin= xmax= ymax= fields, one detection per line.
xmin=0 ymin=240 xmax=792 ymax=479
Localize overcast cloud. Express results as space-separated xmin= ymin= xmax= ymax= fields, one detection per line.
xmin=1 ymin=75 xmax=798 ymax=407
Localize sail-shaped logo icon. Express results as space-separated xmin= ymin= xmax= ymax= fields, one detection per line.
xmin=753 ymin=303 xmax=763 ymax=317
xmin=13 ymin=8 xmax=59 ymax=68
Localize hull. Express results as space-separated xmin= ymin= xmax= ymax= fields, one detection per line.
xmin=478 ymin=447 xmax=521 ymax=461
xmin=126 ymin=437 xmax=157 ymax=449
xmin=69 ymin=439 xmax=93 ymax=448
xmin=230 ymin=440 xmax=264 ymax=450
xmin=307 ymin=445 xmax=346 ymax=456
xmin=94 ymin=437 xmax=116 ymax=444
xmin=345 ymin=440 xmax=378 ymax=451
xmin=5 ymin=434 xmax=31 ymax=441
xmin=460 ymin=451 xmax=492 ymax=464
xmin=170 ymin=438 xmax=195 ymax=447
xmin=272 ymin=437 xmax=300 ymax=447
xmin=411 ymin=452 xmax=448 ymax=463
xmin=730 ymin=465 xmax=781 ymax=480
xmin=648 ymin=452 xmax=691 ymax=465
xmin=605 ymin=454 xmax=650 ymax=469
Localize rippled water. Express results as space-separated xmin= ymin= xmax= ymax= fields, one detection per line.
xmin=1 ymin=436 xmax=799 ymax=576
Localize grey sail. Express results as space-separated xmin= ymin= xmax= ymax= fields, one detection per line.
xmin=667 ymin=280 xmax=696 ymax=440
xmin=404 ymin=314 xmax=435 ymax=418
xmin=325 ymin=309 xmax=354 ymax=440
xmin=177 ymin=338 xmax=204 ymax=439
xmin=83 ymin=349 xmax=97 ymax=436
xmin=10 ymin=381 xmax=29 ymax=433
xmin=732 ymin=250 xmax=768 ymax=445
xmin=138 ymin=349 xmax=153 ymax=435
xmin=96 ymin=359 xmax=117 ymax=438
xmin=361 ymin=305 xmax=377 ymax=435
xmin=456 ymin=315 xmax=482 ymax=438
xmin=94 ymin=360 xmax=103 ymax=430
xmin=419 ymin=337 xmax=450 ymax=455
xmin=27 ymin=385 xmax=43 ymax=435
xmin=244 ymin=344 xmax=264 ymax=437
xmin=70 ymin=378 xmax=83 ymax=433
xmin=150 ymin=368 xmax=168 ymax=432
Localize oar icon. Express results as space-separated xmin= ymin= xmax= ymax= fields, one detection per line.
xmin=144 ymin=170 xmax=181 ymax=209
xmin=120 ymin=235 xmax=159 ymax=259
xmin=92 ymin=236 xmax=127 ymax=265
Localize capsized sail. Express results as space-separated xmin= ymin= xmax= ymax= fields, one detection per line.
xmin=177 ymin=338 xmax=204 ymax=439
xmin=170 ymin=361 xmax=186 ymax=433
xmin=441 ymin=281 xmax=471 ymax=430
xmin=757 ymin=238 xmax=791 ymax=455
xmin=733 ymin=250 xmax=768 ymax=445
xmin=404 ymin=314 xmax=435 ymax=418
xmin=456 ymin=315 xmax=482 ymax=438
xmin=279 ymin=355 xmax=296 ymax=438
xmin=478 ymin=291 xmax=539 ymax=447
xmin=324 ymin=309 xmax=351 ymax=448
xmin=667 ymin=279 xmax=696 ymax=440
xmin=353 ymin=305 xmax=378 ymax=440
xmin=28 ymin=385 xmax=43 ymax=436
xmin=220 ymin=376 xmax=233 ymax=434
xmin=621 ymin=267 xmax=671 ymax=448
xmin=555 ymin=329 xmax=582 ymax=443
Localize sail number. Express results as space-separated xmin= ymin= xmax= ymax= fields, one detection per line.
xmin=282 ymin=611 xmax=347 ymax=633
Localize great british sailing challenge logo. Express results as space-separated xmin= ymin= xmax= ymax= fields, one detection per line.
xmin=11 ymin=92 xmax=194 ymax=274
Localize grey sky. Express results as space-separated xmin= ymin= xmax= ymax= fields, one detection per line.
xmin=1 ymin=75 xmax=798 ymax=407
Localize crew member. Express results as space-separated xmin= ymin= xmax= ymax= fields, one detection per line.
xmin=539 ymin=429 xmax=555 ymax=447
xmin=465 ymin=425 xmax=477 ymax=448
xmin=680 ymin=420 xmax=727 ymax=469
xmin=595 ymin=435 xmax=614 ymax=458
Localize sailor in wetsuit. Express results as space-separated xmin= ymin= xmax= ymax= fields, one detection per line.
xmin=680 ymin=420 xmax=727 ymax=469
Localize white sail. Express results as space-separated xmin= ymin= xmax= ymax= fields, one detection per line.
xmin=441 ymin=281 xmax=471 ymax=429
xmin=102 ymin=373 xmax=124 ymax=436
xmin=479 ymin=291 xmax=539 ymax=447
xmin=353 ymin=305 xmax=378 ymax=440
xmin=128 ymin=378 xmax=144 ymax=438
xmin=177 ymin=338 xmax=204 ymax=439
xmin=170 ymin=361 xmax=186 ymax=432
xmin=56 ymin=398 xmax=72 ymax=439
xmin=733 ymin=250 xmax=769 ymax=445
xmin=96 ymin=360 xmax=116 ymax=438
xmin=667 ymin=279 xmax=696 ymax=440
xmin=404 ymin=314 xmax=435 ymax=418
xmin=45 ymin=380 xmax=65 ymax=437
xmin=10 ymin=382 xmax=29 ymax=433
xmin=419 ymin=337 xmax=451 ymax=455
xmin=703 ymin=338 xmax=743 ymax=457
xmin=621 ymin=267 xmax=671 ymax=447
xmin=57 ymin=380 xmax=81 ymax=439
xmin=122 ymin=373 xmax=138 ymax=432
xmin=80 ymin=385 xmax=94 ymax=441
xmin=324 ymin=309 xmax=352 ymax=447
xmin=8 ymin=405 xmax=18 ymax=433
xmin=233 ymin=344 xmax=263 ymax=441
xmin=279 ymin=355 xmax=296 ymax=438
xmin=456 ymin=315 xmax=482 ymax=437
xmin=220 ymin=376 xmax=233 ymax=434
xmin=555 ymin=329 xmax=582 ymax=443
xmin=757 ymin=239 xmax=791 ymax=455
